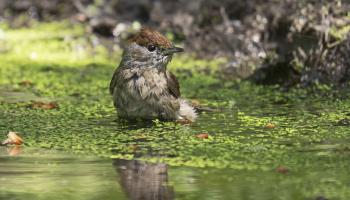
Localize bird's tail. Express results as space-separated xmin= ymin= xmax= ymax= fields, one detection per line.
xmin=178 ymin=99 xmax=197 ymax=122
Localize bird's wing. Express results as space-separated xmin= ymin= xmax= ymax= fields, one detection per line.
xmin=109 ymin=68 xmax=119 ymax=95
xmin=166 ymin=71 xmax=181 ymax=98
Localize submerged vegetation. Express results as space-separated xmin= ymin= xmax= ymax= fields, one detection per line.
xmin=1 ymin=22 xmax=350 ymax=199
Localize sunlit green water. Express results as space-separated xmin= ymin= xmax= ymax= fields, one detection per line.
xmin=1 ymin=22 xmax=350 ymax=199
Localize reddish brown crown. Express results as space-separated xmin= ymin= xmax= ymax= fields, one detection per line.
xmin=129 ymin=27 xmax=173 ymax=48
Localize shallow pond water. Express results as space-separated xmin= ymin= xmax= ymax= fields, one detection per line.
xmin=1 ymin=22 xmax=350 ymax=199
xmin=1 ymin=147 xmax=347 ymax=200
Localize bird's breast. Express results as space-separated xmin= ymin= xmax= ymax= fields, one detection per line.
xmin=124 ymin=69 xmax=168 ymax=100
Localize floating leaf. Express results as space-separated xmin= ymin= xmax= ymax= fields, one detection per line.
xmin=30 ymin=101 xmax=59 ymax=109
xmin=265 ymin=123 xmax=276 ymax=129
xmin=196 ymin=133 xmax=209 ymax=139
xmin=276 ymin=166 xmax=289 ymax=174
xmin=176 ymin=119 xmax=192 ymax=125
xmin=2 ymin=131 xmax=24 ymax=146
xmin=19 ymin=80 xmax=33 ymax=86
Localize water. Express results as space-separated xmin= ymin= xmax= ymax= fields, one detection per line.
xmin=1 ymin=146 xmax=348 ymax=200
xmin=1 ymin=86 xmax=350 ymax=199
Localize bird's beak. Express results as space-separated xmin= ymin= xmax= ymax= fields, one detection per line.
xmin=163 ymin=46 xmax=184 ymax=55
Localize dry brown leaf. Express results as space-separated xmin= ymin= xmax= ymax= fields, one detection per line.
xmin=176 ymin=119 xmax=192 ymax=125
xmin=265 ymin=123 xmax=276 ymax=129
xmin=19 ymin=80 xmax=33 ymax=86
xmin=276 ymin=166 xmax=289 ymax=174
xmin=30 ymin=101 xmax=59 ymax=110
xmin=2 ymin=131 xmax=24 ymax=146
xmin=196 ymin=133 xmax=209 ymax=139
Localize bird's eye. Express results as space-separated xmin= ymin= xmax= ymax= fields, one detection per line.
xmin=147 ymin=44 xmax=156 ymax=52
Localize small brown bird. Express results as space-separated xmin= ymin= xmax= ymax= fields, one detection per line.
xmin=110 ymin=27 xmax=197 ymax=122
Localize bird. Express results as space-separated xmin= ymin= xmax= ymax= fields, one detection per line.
xmin=109 ymin=27 xmax=197 ymax=122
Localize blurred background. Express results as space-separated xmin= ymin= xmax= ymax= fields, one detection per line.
xmin=0 ymin=0 xmax=349 ymax=88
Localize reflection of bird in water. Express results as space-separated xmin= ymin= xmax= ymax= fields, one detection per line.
xmin=113 ymin=159 xmax=174 ymax=200
xmin=6 ymin=146 xmax=22 ymax=156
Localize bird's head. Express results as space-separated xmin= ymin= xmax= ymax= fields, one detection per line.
xmin=122 ymin=27 xmax=183 ymax=69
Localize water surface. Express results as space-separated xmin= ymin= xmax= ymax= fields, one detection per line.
xmin=1 ymin=146 xmax=349 ymax=200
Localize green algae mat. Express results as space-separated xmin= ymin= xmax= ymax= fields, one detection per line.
xmin=1 ymin=22 xmax=350 ymax=200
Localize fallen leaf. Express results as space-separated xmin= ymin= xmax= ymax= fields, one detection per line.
xmin=196 ymin=133 xmax=209 ymax=139
xmin=176 ymin=119 xmax=192 ymax=125
xmin=265 ymin=123 xmax=276 ymax=129
xmin=2 ymin=131 xmax=24 ymax=146
xmin=19 ymin=80 xmax=33 ymax=86
xmin=30 ymin=101 xmax=59 ymax=109
xmin=276 ymin=166 xmax=289 ymax=174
